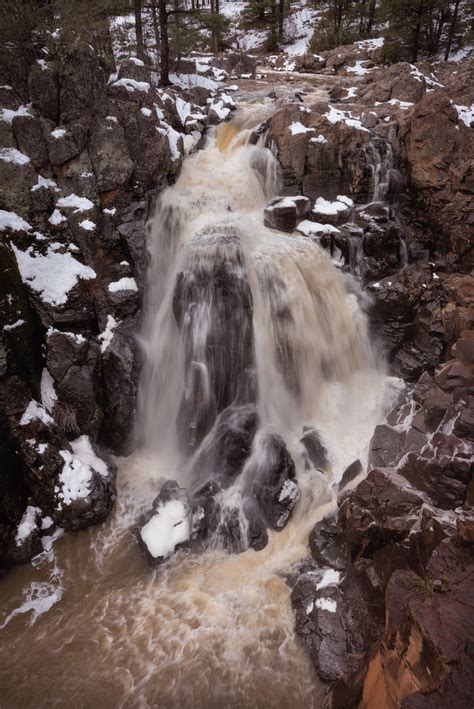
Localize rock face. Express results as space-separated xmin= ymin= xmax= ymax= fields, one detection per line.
xmin=293 ymin=333 xmax=474 ymax=707
xmin=0 ymin=34 xmax=234 ymax=570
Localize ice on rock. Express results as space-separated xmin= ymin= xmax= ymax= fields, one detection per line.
xmin=140 ymin=499 xmax=191 ymax=560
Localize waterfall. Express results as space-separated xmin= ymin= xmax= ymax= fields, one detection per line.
xmin=139 ymin=102 xmax=390 ymax=552
xmin=0 ymin=100 xmax=401 ymax=709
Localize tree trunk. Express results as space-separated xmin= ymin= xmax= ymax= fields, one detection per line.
xmin=151 ymin=1 xmax=160 ymax=70
xmin=278 ymin=0 xmax=285 ymax=42
xmin=134 ymin=0 xmax=145 ymax=60
xmin=412 ymin=20 xmax=421 ymax=62
xmin=158 ymin=0 xmax=170 ymax=85
xmin=367 ymin=0 xmax=377 ymax=34
xmin=445 ymin=0 xmax=461 ymax=61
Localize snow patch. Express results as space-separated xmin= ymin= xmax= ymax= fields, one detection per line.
xmin=31 ymin=175 xmax=59 ymax=192
xmin=0 ymin=210 xmax=32 ymax=232
xmin=296 ymin=220 xmax=340 ymax=236
xmin=140 ymin=499 xmax=190 ymax=559
xmin=0 ymin=147 xmax=31 ymax=164
xmin=15 ymin=506 xmax=41 ymax=546
xmin=108 ymin=277 xmax=138 ymax=293
xmin=57 ymin=435 xmax=109 ymax=505
xmin=454 ymin=103 xmax=474 ymax=127
xmin=3 ymin=318 xmax=25 ymax=331
xmin=315 ymin=597 xmax=337 ymax=613
xmin=0 ymin=105 xmax=33 ymax=124
xmin=41 ymin=368 xmax=58 ymax=413
xmin=56 ymin=194 xmax=94 ymax=212
xmin=79 ymin=219 xmax=96 ymax=231
xmin=20 ymin=400 xmax=54 ymax=427
xmin=111 ymin=77 xmax=150 ymax=93
xmin=289 ymin=121 xmax=314 ymax=135
xmin=98 ymin=314 xmax=120 ymax=353
xmin=13 ymin=244 xmax=96 ymax=306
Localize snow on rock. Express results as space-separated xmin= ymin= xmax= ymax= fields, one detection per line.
xmin=98 ymin=314 xmax=120 ymax=353
xmin=111 ymin=77 xmax=150 ymax=93
xmin=20 ymin=399 xmax=54 ymax=426
xmin=108 ymin=277 xmax=138 ymax=293
xmin=324 ymin=105 xmax=368 ymax=132
xmin=140 ymin=107 xmax=152 ymax=117
xmin=48 ymin=209 xmax=66 ymax=225
xmin=296 ymin=220 xmax=340 ymax=236
xmin=453 ymin=103 xmax=474 ymax=128
xmin=13 ymin=244 xmax=96 ymax=306
xmin=289 ymin=121 xmax=314 ymax=136
xmin=15 ymin=506 xmax=41 ymax=546
xmin=157 ymin=123 xmax=183 ymax=162
xmin=40 ymin=368 xmax=58 ymax=413
xmin=56 ymin=194 xmax=94 ymax=212
xmin=355 ymin=37 xmax=384 ymax=51
xmin=0 ymin=105 xmax=33 ymax=124
xmin=0 ymin=147 xmax=31 ymax=165
xmin=175 ymin=96 xmax=192 ymax=126
xmin=313 ymin=196 xmax=350 ymax=216
xmin=0 ymin=209 xmax=32 ymax=232
xmin=337 ymin=194 xmax=354 ymax=207
xmin=315 ymin=597 xmax=337 ymax=613
xmin=310 ymin=134 xmax=328 ymax=144
xmin=47 ymin=326 xmax=86 ymax=344
xmin=3 ymin=318 xmax=25 ymax=331
xmin=170 ymin=72 xmax=220 ymax=92
xmin=103 ymin=207 xmax=116 ymax=216
xmin=57 ymin=435 xmax=109 ymax=506
xmin=140 ymin=499 xmax=191 ymax=560
xmin=346 ymin=60 xmax=374 ymax=75
xmin=31 ymin=175 xmax=59 ymax=192
xmin=129 ymin=57 xmax=144 ymax=66
xmin=316 ymin=568 xmax=341 ymax=590
xmin=79 ymin=219 xmax=95 ymax=231
xmin=50 ymin=128 xmax=66 ymax=139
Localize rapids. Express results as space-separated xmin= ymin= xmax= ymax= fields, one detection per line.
xmin=0 ymin=95 xmax=400 ymax=708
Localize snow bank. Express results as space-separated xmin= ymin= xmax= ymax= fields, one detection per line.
xmin=140 ymin=499 xmax=190 ymax=559
xmin=13 ymin=244 xmax=96 ymax=306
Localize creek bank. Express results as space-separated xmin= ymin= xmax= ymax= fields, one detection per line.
xmin=0 ymin=37 xmax=237 ymax=570
xmin=259 ymin=46 xmax=473 ymax=708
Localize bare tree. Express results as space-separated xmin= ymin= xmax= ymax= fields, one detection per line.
xmin=134 ymin=0 xmax=145 ymax=59
xmin=444 ymin=0 xmax=461 ymax=60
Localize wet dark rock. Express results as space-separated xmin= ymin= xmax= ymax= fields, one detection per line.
xmin=89 ymin=117 xmax=134 ymax=192
xmin=12 ymin=114 xmax=48 ymax=169
xmin=301 ymin=427 xmax=329 ymax=471
xmin=339 ymin=459 xmax=363 ymax=491
xmin=309 ymin=511 xmax=346 ymax=571
xmin=368 ymin=424 xmax=405 ymax=469
xmin=191 ymin=404 xmax=259 ymax=484
xmin=28 ymin=62 xmax=59 ymax=123
xmin=245 ymin=431 xmax=299 ymax=531
xmin=173 ymin=232 xmax=255 ymax=448
xmin=46 ymin=329 xmax=103 ymax=439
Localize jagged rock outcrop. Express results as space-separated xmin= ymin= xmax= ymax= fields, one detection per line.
xmin=292 ymin=332 xmax=474 ymax=707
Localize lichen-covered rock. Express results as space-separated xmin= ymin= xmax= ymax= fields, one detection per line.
xmin=88 ymin=116 xmax=134 ymax=192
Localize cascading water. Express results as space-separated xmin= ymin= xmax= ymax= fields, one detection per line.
xmin=0 ymin=97 xmax=401 ymax=708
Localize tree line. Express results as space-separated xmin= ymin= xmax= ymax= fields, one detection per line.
xmin=2 ymin=0 xmax=472 ymax=88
